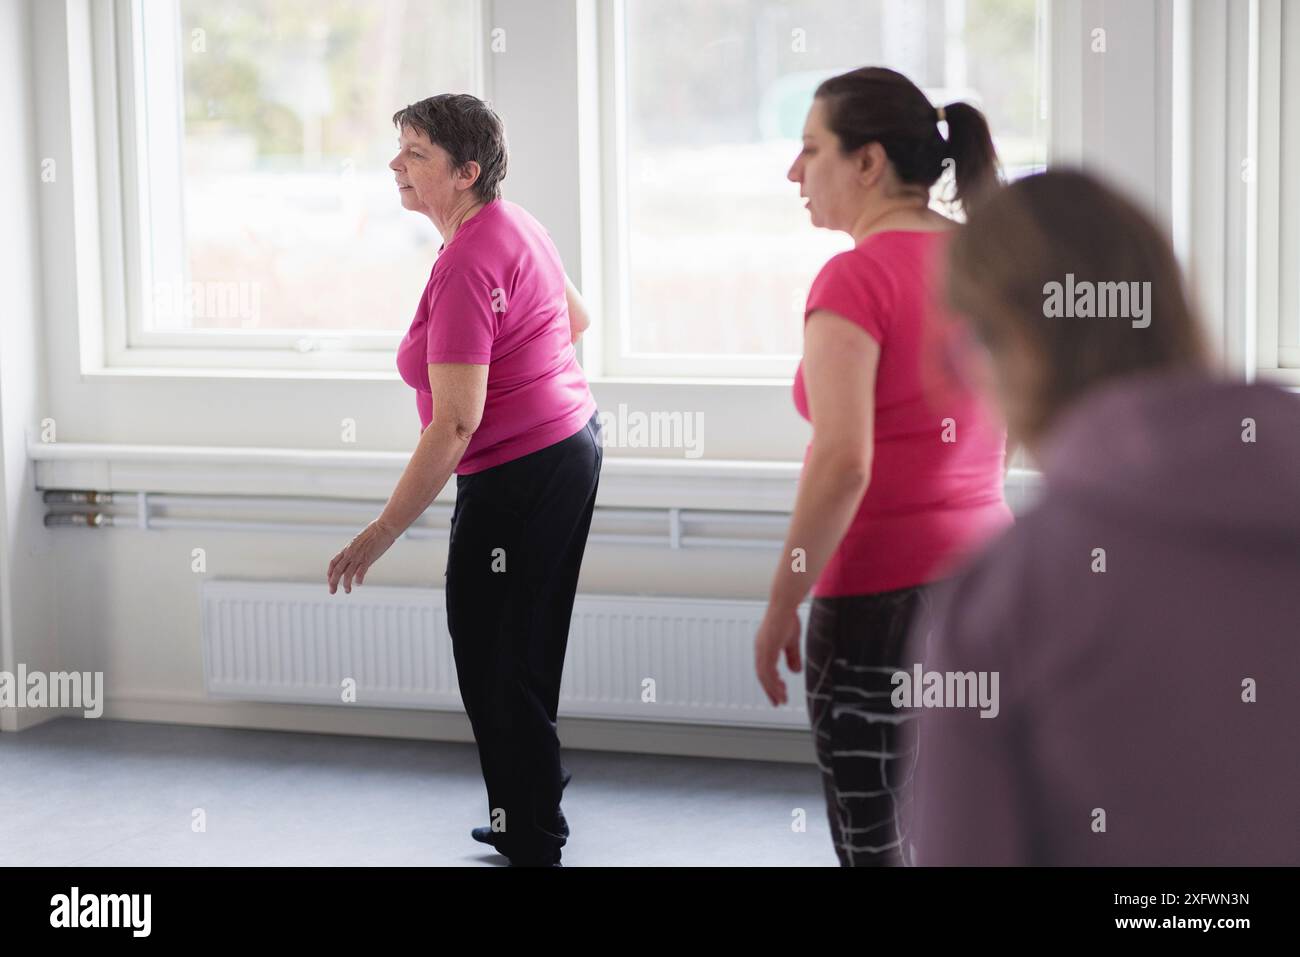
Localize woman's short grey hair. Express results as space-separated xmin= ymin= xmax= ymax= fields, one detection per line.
xmin=392 ymin=93 xmax=508 ymax=203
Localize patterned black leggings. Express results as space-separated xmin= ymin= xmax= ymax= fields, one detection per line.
xmin=805 ymin=583 xmax=934 ymax=867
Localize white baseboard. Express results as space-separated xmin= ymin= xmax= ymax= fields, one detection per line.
xmin=79 ymin=692 xmax=818 ymax=764
xmin=0 ymin=706 xmax=74 ymax=733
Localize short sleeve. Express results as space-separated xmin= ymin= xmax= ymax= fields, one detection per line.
xmin=805 ymin=251 xmax=891 ymax=343
xmin=424 ymin=267 xmax=497 ymax=364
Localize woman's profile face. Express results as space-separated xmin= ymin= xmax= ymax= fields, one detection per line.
xmin=787 ymin=98 xmax=862 ymax=232
xmin=389 ymin=125 xmax=461 ymax=220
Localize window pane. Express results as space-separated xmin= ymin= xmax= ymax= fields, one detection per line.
xmin=151 ymin=0 xmax=477 ymax=333
xmin=620 ymin=0 xmax=1046 ymax=360
xmin=1281 ymin=0 xmax=1300 ymax=367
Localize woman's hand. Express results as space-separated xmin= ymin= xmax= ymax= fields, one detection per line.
xmin=327 ymin=518 xmax=399 ymax=594
xmin=755 ymin=605 xmax=803 ymax=706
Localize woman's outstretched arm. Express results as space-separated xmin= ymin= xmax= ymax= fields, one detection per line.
xmin=379 ymin=362 xmax=489 ymax=535
xmin=754 ymin=311 xmax=879 ymax=705
xmin=327 ymin=362 xmax=488 ymax=594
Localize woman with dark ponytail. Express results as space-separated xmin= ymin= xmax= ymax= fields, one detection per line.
xmin=753 ymin=67 xmax=1012 ymax=866
xmin=935 ymin=101 xmax=1001 ymax=211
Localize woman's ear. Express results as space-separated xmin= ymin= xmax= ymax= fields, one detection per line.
xmin=457 ymin=160 xmax=482 ymax=193
xmin=857 ymin=141 xmax=887 ymax=188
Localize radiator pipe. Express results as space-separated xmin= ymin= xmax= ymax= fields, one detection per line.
xmin=41 ymin=490 xmax=789 ymax=550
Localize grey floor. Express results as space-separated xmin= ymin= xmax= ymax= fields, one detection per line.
xmin=0 ymin=718 xmax=836 ymax=866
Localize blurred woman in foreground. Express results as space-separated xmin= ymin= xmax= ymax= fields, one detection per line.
xmin=905 ymin=168 xmax=1300 ymax=865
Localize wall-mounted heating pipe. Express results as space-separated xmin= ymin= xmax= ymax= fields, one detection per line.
xmin=41 ymin=490 xmax=790 ymax=550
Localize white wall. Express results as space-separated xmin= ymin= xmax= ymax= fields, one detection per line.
xmin=0 ymin=0 xmax=61 ymax=732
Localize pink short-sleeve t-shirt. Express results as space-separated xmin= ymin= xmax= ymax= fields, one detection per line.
xmin=395 ymin=198 xmax=598 ymax=475
xmin=793 ymin=229 xmax=1013 ymax=597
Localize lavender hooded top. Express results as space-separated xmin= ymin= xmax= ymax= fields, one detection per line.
xmin=903 ymin=370 xmax=1300 ymax=865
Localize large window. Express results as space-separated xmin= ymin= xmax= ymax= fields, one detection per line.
xmin=600 ymin=0 xmax=1048 ymax=378
xmin=109 ymin=0 xmax=481 ymax=368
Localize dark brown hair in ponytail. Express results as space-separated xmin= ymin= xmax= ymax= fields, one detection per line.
xmin=814 ymin=66 xmax=1001 ymax=214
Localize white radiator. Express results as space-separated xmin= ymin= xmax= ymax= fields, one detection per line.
xmin=201 ymin=580 xmax=808 ymax=728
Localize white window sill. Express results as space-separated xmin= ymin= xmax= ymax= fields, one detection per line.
xmin=77 ymin=365 xmax=795 ymax=388
xmin=78 ymin=366 xmax=398 ymax=383
xmin=30 ymin=440 xmax=805 ymax=511
xmin=29 ymin=439 xmax=1044 ymax=514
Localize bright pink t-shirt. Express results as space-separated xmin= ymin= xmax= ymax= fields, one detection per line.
xmin=396 ymin=198 xmax=597 ymax=475
xmin=793 ymin=229 xmax=1013 ymax=597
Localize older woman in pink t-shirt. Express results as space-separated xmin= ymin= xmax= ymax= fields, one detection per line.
xmin=753 ymin=67 xmax=1013 ymax=867
xmin=325 ymin=93 xmax=600 ymax=867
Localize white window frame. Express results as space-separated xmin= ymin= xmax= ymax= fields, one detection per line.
xmin=85 ymin=0 xmax=488 ymax=374
xmin=1254 ymin=0 xmax=1299 ymax=385
xmin=1173 ymin=0 xmax=1298 ymax=389
xmin=590 ymin=0 xmax=1054 ymax=380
